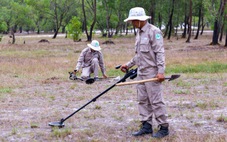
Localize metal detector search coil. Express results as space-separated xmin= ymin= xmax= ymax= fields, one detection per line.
xmin=48 ymin=121 xmax=65 ymax=128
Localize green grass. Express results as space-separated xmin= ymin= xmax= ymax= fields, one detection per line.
xmin=174 ymin=89 xmax=190 ymax=95
xmin=51 ymin=127 xmax=72 ymax=138
xmin=106 ymin=67 xmax=138 ymax=77
xmin=105 ymin=68 xmax=124 ymax=77
xmin=224 ymin=82 xmax=227 ymax=87
xmin=11 ymin=128 xmax=17 ymax=135
xmin=106 ymin=62 xmax=227 ymax=75
xmin=0 ymin=50 xmax=51 ymax=58
xmin=166 ymin=62 xmax=227 ymax=73
xmin=30 ymin=122 xmax=39 ymax=128
xmin=0 ymin=87 xmax=12 ymax=94
xmin=217 ymin=114 xmax=227 ymax=122
xmin=196 ymin=101 xmax=219 ymax=109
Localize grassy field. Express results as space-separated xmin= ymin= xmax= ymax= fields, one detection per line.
xmin=0 ymin=33 xmax=227 ymax=142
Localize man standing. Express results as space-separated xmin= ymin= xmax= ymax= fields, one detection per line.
xmin=121 ymin=7 xmax=169 ymax=138
xmin=74 ymin=40 xmax=107 ymax=80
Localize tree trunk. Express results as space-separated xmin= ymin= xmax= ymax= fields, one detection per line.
xmin=125 ymin=23 xmax=128 ymax=36
xmin=82 ymin=0 xmax=89 ymax=41
xmin=174 ymin=1 xmax=180 ymax=38
xmin=133 ymin=26 xmax=136 ymax=36
xmin=115 ymin=13 xmax=121 ymax=35
xmin=212 ymin=20 xmax=220 ymax=45
xmin=200 ymin=16 xmax=205 ymax=35
xmin=115 ymin=0 xmax=124 ymax=35
xmin=62 ymin=26 xmax=65 ymax=33
xmin=150 ymin=0 xmax=156 ymax=24
xmin=167 ymin=0 xmax=175 ymax=40
xmin=19 ymin=27 xmax=22 ymax=33
xmin=82 ymin=0 xmax=96 ymax=41
xmin=219 ymin=23 xmax=224 ymax=42
xmin=211 ymin=0 xmax=226 ymax=45
xmin=164 ymin=22 xmax=169 ymax=38
xmin=158 ymin=13 xmax=162 ymax=30
xmin=115 ymin=23 xmax=120 ymax=35
xmin=186 ymin=0 xmax=192 ymax=43
xmin=182 ymin=15 xmax=188 ymax=38
xmin=194 ymin=3 xmax=202 ymax=39
xmin=102 ymin=0 xmax=112 ymax=38
xmin=225 ymin=31 xmax=227 ymax=47
xmin=89 ymin=0 xmax=96 ymax=41
xmin=10 ymin=29 xmax=16 ymax=44
xmin=53 ymin=29 xmax=59 ymax=39
xmin=37 ymin=27 xmax=40 ymax=34
xmin=219 ymin=5 xmax=226 ymax=42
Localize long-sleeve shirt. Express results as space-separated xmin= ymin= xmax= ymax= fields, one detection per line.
xmin=75 ymin=47 xmax=106 ymax=75
xmin=126 ymin=22 xmax=165 ymax=76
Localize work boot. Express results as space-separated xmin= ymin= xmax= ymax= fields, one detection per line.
xmin=132 ymin=121 xmax=153 ymax=136
xmin=94 ymin=77 xmax=99 ymax=81
xmin=152 ymin=125 xmax=169 ymax=138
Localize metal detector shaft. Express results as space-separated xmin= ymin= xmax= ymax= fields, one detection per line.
xmin=61 ymin=81 xmax=118 ymax=123
xmin=60 ymin=68 xmax=137 ymax=124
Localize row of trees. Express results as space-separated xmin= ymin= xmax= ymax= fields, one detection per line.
xmin=0 ymin=0 xmax=226 ymax=46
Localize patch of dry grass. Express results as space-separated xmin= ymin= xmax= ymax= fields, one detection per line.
xmin=0 ymin=34 xmax=227 ymax=141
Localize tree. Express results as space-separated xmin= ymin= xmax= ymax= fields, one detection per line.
xmin=48 ymin=0 xmax=77 ymax=39
xmin=66 ymin=17 xmax=82 ymax=42
xmin=186 ymin=0 xmax=192 ymax=43
xmin=0 ymin=22 xmax=7 ymax=33
xmin=164 ymin=0 xmax=175 ymax=39
xmin=194 ymin=0 xmax=203 ymax=39
xmin=25 ymin=0 xmax=51 ymax=34
xmin=219 ymin=0 xmax=227 ymax=42
xmin=82 ymin=0 xmax=96 ymax=41
xmin=112 ymin=0 xmax=130 ymax=36
xmin=101 ymin=0 xmax=114 ymax=37
xmin=0 ymin=21 xmax=7 ymax=41
xmin=211 ymin=0 xmax=226 ymax=45
xmin=224 ymin=1 xmax=227 ymax=46
xmin=0 ymin=0 xmax=35 ymax=43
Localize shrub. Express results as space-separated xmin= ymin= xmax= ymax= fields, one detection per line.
xmin=66 ymin=17 xmax=82 ymax=42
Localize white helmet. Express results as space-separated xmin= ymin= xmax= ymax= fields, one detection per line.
xmin=87 ymin=40 xmax=101 ymax=51
xmin=124 ymin=7 xmax=151 ymax=22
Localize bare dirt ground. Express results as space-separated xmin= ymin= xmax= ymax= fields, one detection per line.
xmin=0 ymin=34 xmax=227 ymax=142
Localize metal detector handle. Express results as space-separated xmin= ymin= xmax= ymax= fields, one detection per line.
xmin=115 ymin=64 xmax=129 ymax=74
xmin=115 ymin=65 xmax=121 ymax=69
xmin=122 ymin=68 xmax=137 ymax=81
xmin=115 ymin=64 xmax=137 ymax=80
xmin=130 ymin=71 xmax=137 ymax=79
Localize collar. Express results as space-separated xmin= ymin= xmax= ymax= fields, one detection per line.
xmin=88 ymin=47 xmax=97 ymax=53
xmin=139 ymin=22 xmax=149 ymax=33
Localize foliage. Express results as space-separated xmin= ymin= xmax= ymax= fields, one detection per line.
xmin=25 ymin=0 xmax=52 ymax=33
xmin=66 ymin=17 xmax=82 ymax=41
xmin=0 ymin=21 xmax=7 ymax=34
xmin=0 ymin=0 xmax=226 ymax=44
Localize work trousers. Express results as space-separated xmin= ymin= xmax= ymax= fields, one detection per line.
xmin=81 ymin=58 xmax=99 ymax=79
xmin=136 ymin=74 xmax=168 ymax=127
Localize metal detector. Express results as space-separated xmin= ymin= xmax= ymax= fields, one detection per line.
xmin=49 ymin=66 xmax=137 ymax=128
xmin=49 ymin=66 xmax=180 ymax=128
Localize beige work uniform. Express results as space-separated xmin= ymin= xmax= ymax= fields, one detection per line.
xmin=75 ymin=47 xmax=106 ymax=79
xmin=126 ymin=22 xmax=168 ymax=126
